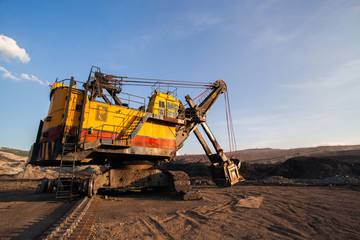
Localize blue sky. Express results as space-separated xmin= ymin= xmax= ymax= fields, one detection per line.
xmin=0 ymin=0 xmax=359 ymax=153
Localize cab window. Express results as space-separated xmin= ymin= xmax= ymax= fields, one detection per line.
xmin=168 ymin=102 xmax=174 ymax=110
xmin=159 ymin=101 xmax=165 ymax=108
xmin=158 ymin=101 xmax=165 ymax=116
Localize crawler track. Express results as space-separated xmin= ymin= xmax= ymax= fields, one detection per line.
xmin=40 ymin=196 xmax=99 ymax=240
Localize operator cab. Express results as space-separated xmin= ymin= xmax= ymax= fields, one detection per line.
xmin=147 ymin=91 xmax=180 ymax=118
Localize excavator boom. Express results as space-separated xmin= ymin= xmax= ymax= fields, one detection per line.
xmin=176 ymin=79 xmax=244 ymax=186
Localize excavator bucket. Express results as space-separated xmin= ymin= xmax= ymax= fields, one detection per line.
xmin=211 ymin=160 xmax=245 ymax=187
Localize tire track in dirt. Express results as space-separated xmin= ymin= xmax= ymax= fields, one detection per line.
xmin=90 ymin=186 xmax=360 ymax=240
xmin=188 ymin=199 xmax=236 ymax=216
xmin=133 ymin=198 xmax=240 ymax=239
xmin=139 ymin=217 xmax=175 ymax=240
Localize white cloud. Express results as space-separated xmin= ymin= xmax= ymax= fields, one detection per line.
xmin=0 ymin=66 xmax=49 ymax=85
xmin=0 ymin=35 xmax=30 ymax=63
xmin=21 ymin=73 xmax=49 ymax=86
xmin=0 ymin=66 xmax=19 ymax=80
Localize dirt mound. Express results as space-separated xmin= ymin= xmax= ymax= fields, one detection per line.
xmin=240 ymin=156 xmax=360 ymax=180
xmin=163 ymin=156 xmax=360 ymax=187
xmin=279 ymin=157 xmax=355 ymax=179
xmin=13 ymin=165 xmax=58 ymax=179
xmin=177 ymin=145 xmax=360 ymax=164
xmin=160 ymin=160 xmax=211 ymax=177
xmin=0 ymin=164 xmax=106 ymax=180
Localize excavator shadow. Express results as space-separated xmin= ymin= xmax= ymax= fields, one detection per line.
xmin=97 ymin=188 xmax=193 ymax=201
xmin=0 ymin=190 xmax=76 ymax=240
xmin=0 ymin=189 xmax=60 ymax=203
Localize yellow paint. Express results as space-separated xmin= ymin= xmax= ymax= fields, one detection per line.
xmin=42 ymin=87 xmax=67 ymax=130
xmin=65 ymin=91 xmax=83 ymax=127
xmin=82 ymin=101 xmax=146 ymax=133
xmin=42 ymin=86 xmax=83 ymax=130
xmin=42 ymin=83 xmax=178 ymax=141
xmin=137 ymin=122 xmax=176 ymax=139
xmin=51 ymin=82 xmax=77 ymax=90
xmin=150 ymin=92 xmax=179 ymax=118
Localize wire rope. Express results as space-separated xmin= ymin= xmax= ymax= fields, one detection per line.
xmin=102 ymin=74 xmax=213 ymax=88
xmin=224 ymin=92 xmax=237 ymax=159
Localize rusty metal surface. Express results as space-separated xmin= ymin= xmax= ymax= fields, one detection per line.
xmin=93 ymin=168 xmax=170 ymax=191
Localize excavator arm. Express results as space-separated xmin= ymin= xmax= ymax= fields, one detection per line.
xmin=175 ymin=80 xmax=244 ymax=187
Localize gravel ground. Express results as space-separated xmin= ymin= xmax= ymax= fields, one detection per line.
xmin=90 ymin=185 xmax=360 ymax=240
xmin=0 ymin=190 xmax=75 ymax=240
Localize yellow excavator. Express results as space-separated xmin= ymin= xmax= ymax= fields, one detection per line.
xmin=29 ymin=66 xmax=244 ymax=199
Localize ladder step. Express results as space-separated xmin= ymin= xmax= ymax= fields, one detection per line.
xmin=64 ymin=144 xmax=76 ymax=147
xmin=56 ymin=195 xmax=71 ymax=199
xmin=56 ymin=194 xmax=71 ymax=198
xmin=57 ymin=191 xmax=72 ymax=193
xmin=60 ymin=176 xmax=73 ymax=182
xmin=58 ymin=186 xmax=72 ymax=188
xmin=58 ymin=136 xmax=77 ymax=198
xmin=59 ymin=184 xmax=72 ymax=187
xmin=57 ymin=181 xmax=72 ymax=184
xmin=63 ymin=147 xmax=75 ymax=149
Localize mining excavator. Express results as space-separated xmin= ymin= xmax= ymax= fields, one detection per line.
xmin=29 ymin=66 xmax=244 ymax=199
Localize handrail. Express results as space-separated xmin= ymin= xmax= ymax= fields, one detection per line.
xmin=151 ymin=81 xmax=178 ymax=99
xmin=80 ymin=112 xmax=143 ymax=143
xmin=55 ymin=78 xmax=86 ymax=90
xmin=100 ymin=90 xmax=146 ymax=109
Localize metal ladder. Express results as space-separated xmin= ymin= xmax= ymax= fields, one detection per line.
xmin=56 ymin=132 xmax=77 ymax=198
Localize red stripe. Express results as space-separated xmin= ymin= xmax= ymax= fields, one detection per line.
xmin=80 ymin=129 xmax=123 ymax=142
xmin=132 ymin=136 xmax=175 ymax=150
xmin=40 ymin=125 xmax=62 ymax=143
xmin=41 ymin=127 xmax=175 ymax=150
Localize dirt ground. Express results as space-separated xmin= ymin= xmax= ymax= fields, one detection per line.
xmin=0 ymin=190 xmax=74 ymax=240
xmin=1 ymin=146 xmax=359 ymax=239
xmin=0 ymin=185 xmax=359 ymax=240
xmin=90 ymin=186 xmax=360 ymax=240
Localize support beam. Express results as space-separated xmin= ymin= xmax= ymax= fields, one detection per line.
xmin=193 ymin=128 xmax=212 ymax=159
xmin=200 ymin=122 xmax=223 ymax=155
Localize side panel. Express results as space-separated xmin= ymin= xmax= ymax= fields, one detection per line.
xmin=65 ymin=90 xmax=84 ymax=127
xmin=33 ymin=84 xmax=181 ymax=164
xmin=82 ymin=102 xmax=146 ymax=136
xmin=133 ymin=121 xmax=176 ymax=150
xmin=40 ymin=88 xmax=67 ymax=139
xmin=40 ymin=87 xmax=84 ymax=143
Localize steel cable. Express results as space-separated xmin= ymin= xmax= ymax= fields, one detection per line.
xmin=224 ymin=92 xmax=237 ymax=158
